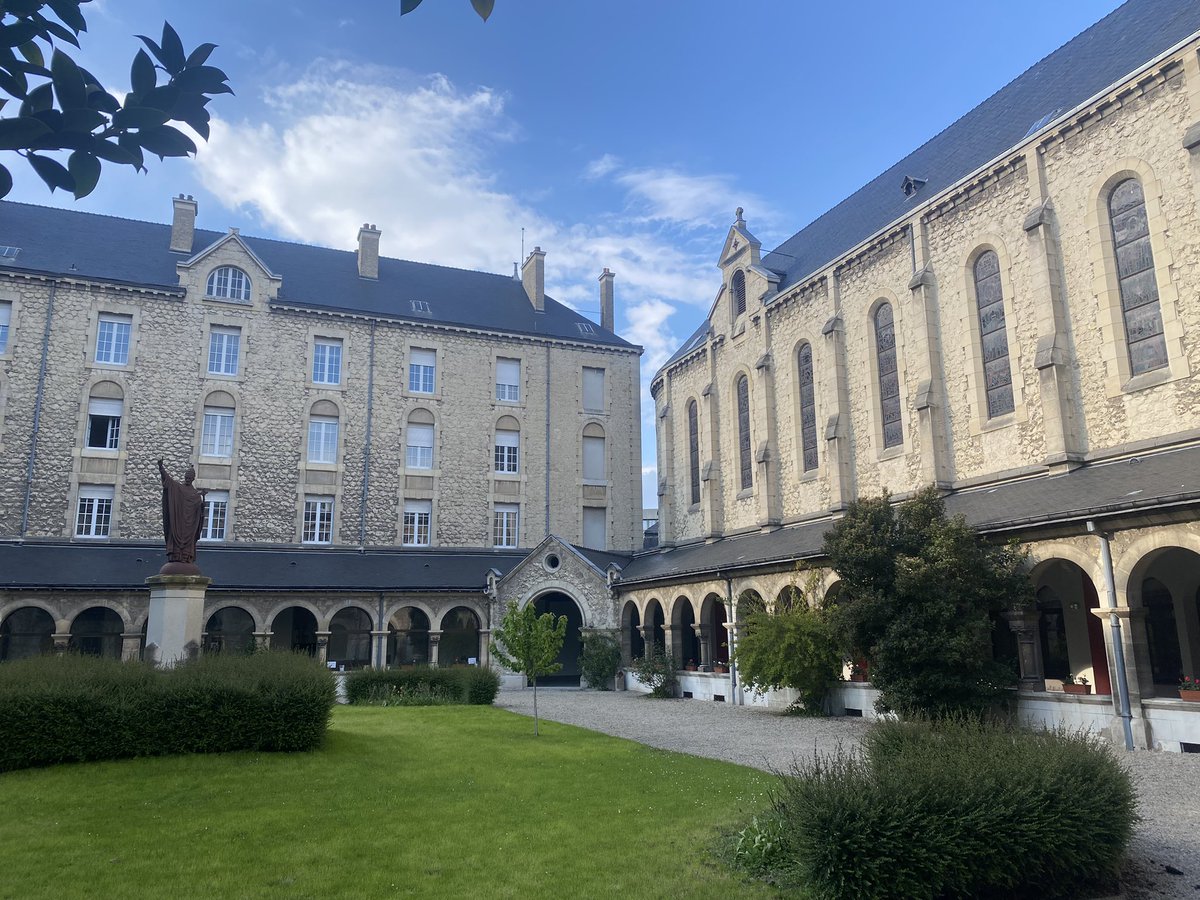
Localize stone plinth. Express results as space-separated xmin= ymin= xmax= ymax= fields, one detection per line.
xmin=145 ymin=574 xmax=211 ymax=666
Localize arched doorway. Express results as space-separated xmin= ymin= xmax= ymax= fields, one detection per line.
xmin=622 ymin=601 xmax=643 ymax=663
xmin=204 ymin=606 xmax=255 ymax=654
xmin=1031 ymin=559 xmax=1110 ymax=695
xmin=672 ymin=597 xmax=699 ymax=668
xmin=1126 ymin=547 xmax=1200 ymax=692
xmin=270 ymin=606 xmax=318 ymax=655
xmin=533 ymin=592 xmax=584 ymax=686
xmin=69 ymin=607 xmax=123 ymax=658
xmin=328 ymin=607 xmax=373 ymax=670
xmin=644 ymin=599 xmax=666 ymax=656
xmin=1 ymin=607 xmax=54 ymax=660
xmin=440 ymin=607 xmax=480 ymax=667
xmin=388 ymin=607 xmax=431 ymax=667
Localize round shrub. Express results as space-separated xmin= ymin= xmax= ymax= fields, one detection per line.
xmin=579 ymin=634 xmax=621 ymax=689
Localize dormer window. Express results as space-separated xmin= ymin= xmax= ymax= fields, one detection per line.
xmin=732 ymin=270 xmax=747 ymax=317
xmin=206 ymin=266 xmax=251 ymax=302
xmin=576 ymin=322 xmax=596 ymax=336
xmin=901 ymin=176 xmax=927 ymax=199
xmin=410 ymin=299 xmax=431 ymax=315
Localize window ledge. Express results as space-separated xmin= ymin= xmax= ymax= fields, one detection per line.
xmin=305 ymin=462 xmax=338 ymax=471
xmin=82 ymin=448 xmax=120 ymax=457
xmin=203 ymin=296 xmax=251 ymax=306
xmin=199 ymin=455 xmax=234 ymax=464
xmin=493 ymin=472 xmax=521 ymax=480
xmin=876 ymin=444 xmax=905 ymax=462
xmin=977 ymin=412 xmax=1017 ymax=434
xmin=1120 ymin=366 xmax=1177 ymax=395
xmin=797 ymin=470 xmax=819 ymax=484
xmin=736 ymin=488 xmax=754 ymax=500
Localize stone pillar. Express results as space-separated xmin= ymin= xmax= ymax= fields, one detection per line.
xmin=121 ymin=631 xmax=143 ymax=662
xmin=661 ymin=624 xmax=677 ymax=666
xmin=693 ymin=623 xmax=712 ymax=670
xmin=820 ymin=302 xmax=855 ymax=514
xmin=1090 ymin=607 xmax=1153 ymax=749
xmin=701 ymin=363 xmax=725 ymax=539
xmin=656 ymin=397 xmax=675 ymax=548
xmin=369 ymin=630 xmax=389 ymax=669
xmin=315 ymin=631 xmax=331 ymax=666
xmin=52 ymin=632 xmax=70 ymax=655
xmin=145 ymin=574 xmax=210 ymax=667
xmin=1004 ymin=609 xmax=1045 ymax=691
xmin=752 ymin=352 xmax=782 ymax=529
xmin=429 ymin=630 xmax=443 ymax=666
xmin=906 ymin=249 xmax=952 ymax=487
xmin=253 ymin=632 xmax=272 ymax=652
xmin=638 ymin=625 xmax=654 ymax=656
xmin=479 ymin=629 xmax=492 ymax=668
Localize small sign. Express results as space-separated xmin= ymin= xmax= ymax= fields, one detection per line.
xmin=327 ymin=661 xmax=337 ymax=670
xmin=467 ymin=657 xmax=478 ymax=666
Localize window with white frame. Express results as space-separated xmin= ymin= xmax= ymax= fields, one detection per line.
xmin=582 ymin=366 xmax=604 ymax=412
xmin=496 ymin=357 xmax=520 ymax=402
xmin=302 ymin=496 xmax=334 ymax=544
xmin=405 ymin=422 xmax=434 ymax=469
xmin=200 ymin=490 xmax=229 ymax=541
xmin=201 ymin=405 xmax=235 ymax=458
xmin=207 ymin=326 xmax=241 ymax=376
xmin=582 ymin=428 xmax=606 ymax=482
xmin=95 ymin=313 xmax=132 ymax=365
xmin=75 ymin=485 xmax=114 ymax=538
xmin=312 ymin=337 xmax=343 ymax=385
xmin=492 ymin=503 xmax=519 ymax=548
xmin=86 ymin=397 xmax=122 ymax=450
xmin=0 ymin=300 xmax=10 ymax=354
xmin=494 ymin=428 xmax=519 ymax=474
xmin=582 ymin=507 xmax=606 ymax=550
xmin=402 ymin=499 xmax=432 ymax=546
xmin=307 ymin=415 xmax=339 ymax=464
xmin=206 ymin=266 xmax=251 ymax=302
xmin=409 ymin=347 xmax=436 ymax=394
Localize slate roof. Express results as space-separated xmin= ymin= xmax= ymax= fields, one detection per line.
xmin=0 ymin=201 xmax=637 ymax=350
xmin=0 ymin=542 xmax=528 ymax=592
xmin=570 ymin=544 xmax=633 ymax=572
xmin=618 ymin=445 xmax=1200 ymax=586
xmin=660 ymin=0 xmax=1200 ymax=373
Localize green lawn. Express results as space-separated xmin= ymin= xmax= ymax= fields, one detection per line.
xmin=0 ymin=705 xmax=775 ymax=899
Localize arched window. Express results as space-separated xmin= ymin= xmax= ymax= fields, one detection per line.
xmin=307 ymin=400 xmax=340 ymax=465
xmin=405 ymin=409 xmax=435 ymax=469
xmin=1108 ymin=178 xmax=1167 ymax=376
xmin=328 ymin=607 xmax=373 ymax=670
xmin=582 ymin=422 xmax=606 ymax=482
xmin=201 ymin=389 xmax=236 ymax=459
xmin=797 ymin=343 xmax=817 ymax=471
xmin=69 ymin=606 xmax=123 ymax=658
xmin=0 ymin=607 xmax=54 ymax=660
xmin=874 ymin=303 xmax=902 ymax=448
xmin=388 ymin=607 xmax=431 ymax=666
xmin=736 ymin=374 xmax=752 ymax=490
xmin=440 ymin=607 xmax=480 ymax=666
xmin=494 ymin=415 xmax=520 ymax=474
xmin=203 ymin=606 xmax=255 ymax=654
xmin=206 ymin=266 xmax=251 ymax=302
xmin=973 ymin=250 xmax=1014 ymax=417
xmin=85 ymin=381 xmax=123 ymax=450
xmin=731 ymin=270 xmax=746 ymax=317
xmin=687 ymin=399 xmax=700 ymax=505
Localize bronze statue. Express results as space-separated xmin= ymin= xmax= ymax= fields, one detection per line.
xmin=158 ymin=459 xmax=207 ymax=575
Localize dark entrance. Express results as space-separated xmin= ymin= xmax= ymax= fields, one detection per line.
xmin=534 ymin=592 xmax=583 ymax=686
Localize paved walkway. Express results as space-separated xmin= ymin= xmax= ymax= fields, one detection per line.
xmin=497 ymin=688 xmax=1200 ymax=900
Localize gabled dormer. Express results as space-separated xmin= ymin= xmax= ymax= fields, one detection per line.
xmin=716 ymin=208 xmax=779 ymax=332
xmin=176 ymin=225 xmax=282 ymax=308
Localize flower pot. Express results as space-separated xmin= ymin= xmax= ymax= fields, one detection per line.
xmin=1062 ymin=683 xmax=1091 ymax=695
xmin=1179 ymin=689 xmax=1200 ymax=702
xmin=684 ymin=665 xmax=697 ymax=672
xmin=713 ymin=665 xmax=729 ymax=675
xmin=849 ymin=674 xmax=868 ymax=683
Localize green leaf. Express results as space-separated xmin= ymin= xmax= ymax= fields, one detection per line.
xmin=0 ymin=64 xmax=28 ymax=100
xmin=27 ymin=152 xmax=75 ymax=193
xmin=19 ymin=82 xmax=53 ymax=115
xmin=37 ymin=18 xmax=80 ymax=48
xmin=117 ymin=132 xmax=144 ymax=170
xmin=400 ymin=0 xmax=423 ymax=14
xmin=140 ymin=84 xmax=179 ymax=113
xmin=45 ymin=0 xmax=89 ymax=34
xmin=159 ymin=22 xmax=186 ymax=75
xmin=0 ymin=21 xmax=40 ymax=48
xmin=0 ymin=115 xmax=52 ymax=149
xmin=67 ymin=149 xmax=100 ymax=198
xmin=0 ymin=163 xmax=11 ymax=200
xmin=59 ymin=106 xmax=104 ymax=134
xmin=171 ymin=65 xmax=232 ymax=96
xmin=112 ymin=106 xmax=170 ymax=130
xmin=185 ymin=42 xmax=217 ymax=68
xmin=135 ymin=34 xmax=165 ymax=68
xmin=130 ymin=48 xmax=156 ymax=97
xmin=91 ymin=137 xmax=141 ymax=166
xmin=471 ymin=0 xmax=495 ymax=21
xmin=135 ymin=124 xmax=196 ymax=159
xmin=18 ymin=40 xmax=44 ymax=68
xmin=86 ymin=88 xmax=120 ymax=115
xmin=50 ymin=48 xmax=87 ymax=109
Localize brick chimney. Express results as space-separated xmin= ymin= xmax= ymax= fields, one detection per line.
xmin=598 ymin=267 xmax=615 ymax=332
xmin=170 ymin=194 xmax=196 ymax=253
xmin=357 ymin=223 xmax=381 ymax=279
xmin=521 ymin=246 xmax=545 ymax=311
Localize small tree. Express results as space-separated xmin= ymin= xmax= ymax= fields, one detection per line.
xmin=823 ymin=487 xmax=1031 ymax=718
xmin=489 ymin=601 xmax=566 ymax=735
xmin=579 ymin=632 xmax=621 ymax=690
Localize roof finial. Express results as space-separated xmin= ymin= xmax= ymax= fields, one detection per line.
xmin=735 ymin=206 xmax=745 ymax=227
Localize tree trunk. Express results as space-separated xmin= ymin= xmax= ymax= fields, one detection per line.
xmin=533 ymin=675 xmax=539 ymax=736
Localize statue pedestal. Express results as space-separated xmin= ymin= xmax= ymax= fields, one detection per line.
xmin=145 ymin=574 xmax=211 ymax=666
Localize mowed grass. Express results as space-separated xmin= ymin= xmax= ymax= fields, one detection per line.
xmin=0 ymin=705 xmax=775 ymax=899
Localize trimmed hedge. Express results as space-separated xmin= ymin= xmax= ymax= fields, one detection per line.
xmin=0 ymin=652 xmax=336 ymax=772
xmin=345 ymin=665 xmax=500 ymax=706
xmin=739 ymin=718 xmax=1135 ymax=899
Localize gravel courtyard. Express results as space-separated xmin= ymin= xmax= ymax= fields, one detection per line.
xmin=497 ymin=688 xmax=1200 ymax=899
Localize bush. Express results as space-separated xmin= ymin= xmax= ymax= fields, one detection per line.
xmin=344 ymin=665 xmax=499 ymax=706
xmin=734 ymin=603 xmax=840 ymax=714
xmin=630 ymin=653 xmax=677 ymax=698
xmin=742 ymin=718 xmax=1135 ymax=899
xmin=0 ymin=652 xmax=336 ymax=772
xmin=579 ymin=633 xmax=621 ymax=689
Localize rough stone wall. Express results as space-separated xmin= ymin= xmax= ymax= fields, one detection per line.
xmin=495 ymin=538 xmax=617 ymax=630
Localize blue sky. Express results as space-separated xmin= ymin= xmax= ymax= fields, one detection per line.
xmin=9 ymin=0 xmax=1125 ymax=507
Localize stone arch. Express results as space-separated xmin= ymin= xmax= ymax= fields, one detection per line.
xmin=776 ymin=584 xmax=805 ymax=612
xmin=308 ymin=398 xmax=340 ymax=418
xmin=643 ymin=598 xmax=666 ymax=656
xmin=387 ymin=605 xmax=431 ymax=667
xmin=621 ymin=599 xmax=643 ymax=663
xmin=0 ymin=605 xmax=55 ymax=660
xmin=264 ymin=598 xmax=323 ymax=631
xmin=1117 ymin=534 xmax=1200 ymax=687
xmin=439 ymin=606 xmax=482 ymax=667
xmin=383 ymin=598 xmax=437 ymax=627
xmin=530 ymin=588 xmax=586 ymax=685
xmin=203 ymin=605 xmax=256 ymax=654
xmin=319 ymin=600 xmax=375 ymax=632
xmin=1027 ymin=556 xmax=1111 ymax=695
xmin=327 ymin=605 xmax=374 ymax=670
xmin=670 ymin=593 xmax=700 ymax=668
xmin=69 ymin=606 xmax=125 ymax=658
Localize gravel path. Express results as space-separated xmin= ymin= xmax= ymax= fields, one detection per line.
xmin=497 ymin=688 xmax=1200 ymax=899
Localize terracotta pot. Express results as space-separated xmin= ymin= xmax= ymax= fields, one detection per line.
xmin=850 ymin=674 xmax=868 ymax=683
xmin=684 ymin=665 xmax=697 ymax=672
xmin=1062 ymin=683 xmax=1091 ymax=695
xmin=713 ymin=665 xmax=729 ymax=675
xmin=1179 ymin=689 xmax=1200 ymax=702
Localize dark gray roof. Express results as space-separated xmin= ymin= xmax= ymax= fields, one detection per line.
xmin=0 ymin=201 xmax=636 ymax=350
xmin=619 ymin=445 xmax=1200 ymax=586
xmin=570 ymin=544 xmax=633 ymax=572
xmin=0 ymin=542 xmax=527 ymax=592
xmin=662 ymin=320 xmax=710 ymax=369
xmin=660 ymin=0 xmax=1200 ymax=374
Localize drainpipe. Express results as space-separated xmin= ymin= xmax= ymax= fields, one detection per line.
xmin=1087 ymin=520 xmax=1135 ymax=751
xmin=358 ymin=320 xmax=377 ymax=547
xmin=544 ymin=345 xmax=551 ymax=536
xmin=21 ymin=280 xmax=57 ymax=535
xmin=724 ymin=572 xmax=740 ymax=706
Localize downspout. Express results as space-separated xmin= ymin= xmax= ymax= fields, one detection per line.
xmin=358 ymin=320 xmax=377 ymax=547
xmin=1087 ymin=520 xmax=1135 ymax=751
xmin=544 ymin=344 xmax=551 ymax=536
xmin=724 ymin=573 xmax=740 ymax=706
xmin=21 ymin=280 xmax=57 ymax=535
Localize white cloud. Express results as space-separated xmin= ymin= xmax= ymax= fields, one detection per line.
xmin=584 ymin=154 xmax=620 ymax=179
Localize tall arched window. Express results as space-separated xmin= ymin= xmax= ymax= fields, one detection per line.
xmin=307 ymin=400 xmax=340 ymax=465
xmin=1108 ymin=178 xmax=1167 ymax=376
xmin=736 ymin=374 xmax=752 ymax=490
xmin=731 ymin=270 xmax=746 ymax=317
xmin=687 ymin=399 xmax=700 ymax=505
xmin=206 ymin=266 xmax=251 ymax=302
xmin=874 ymin=303 xmax=902 ymax=448
xmin=973 ymin=250 xmax=1014 ymax=418
xmin=797 ymin=343 xmax=817 ymax=471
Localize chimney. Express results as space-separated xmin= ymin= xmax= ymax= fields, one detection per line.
xmin=357 ymin=223 xmax=381 ymax=279
xmin=598 ymin=267 xmax=615 ymax=332
xmin=521 ymin=246 xmax=545 ymax=311
xmin=170 ymin=194 xmax=196 ymax=253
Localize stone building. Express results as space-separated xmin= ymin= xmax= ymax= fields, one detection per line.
xmin=0 ymin=199 xmax=641 ymax=676
xmin=614 ymin=0 xmax=1200 ymax=750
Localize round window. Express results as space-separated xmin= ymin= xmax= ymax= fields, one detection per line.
xmin=544 ymin=553 xmax=560 ymax=571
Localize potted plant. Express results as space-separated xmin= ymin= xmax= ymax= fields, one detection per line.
xmin=684 ymin=658 xmax=697 ymax=672
xmin=849 ymin=661 xmax=869 ymax=683
xmin=1061 ymin=673 xmax=1091 ymax=695
xmin=1179 ymin=674 xmax=1200 ymax=701
xmin=714 ymin=645 xmax=730 ymax=675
